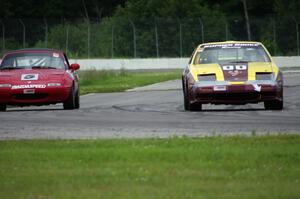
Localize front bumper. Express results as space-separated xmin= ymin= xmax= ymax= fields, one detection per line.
xmin=190 ymin=80 xmax=282 ymax=104
xmin=0 ymin=86 xmax=71 ymax=105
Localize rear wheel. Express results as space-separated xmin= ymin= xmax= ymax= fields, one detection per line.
xmin=0 ymin=104 xmax=6 ymax=112
xmin=63 ymin=87 xmax=76 ymax=110
xmin=264 ymin=100 xmax=283 ymax=110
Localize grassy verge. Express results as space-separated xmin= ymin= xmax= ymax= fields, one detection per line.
xmin=0 ymin=135 xmax=299 ymax=199
xmin=79 ymin=69 xmax=181 ymax=95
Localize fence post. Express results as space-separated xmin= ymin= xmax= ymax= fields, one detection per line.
xmin=225 ymin=22 xmax=229 ymax=41
xmin=111 ymin=24 xmax=114 ymax=58
xmin=198 ymin=18 xmax=204 ymax=43
xmin=242 ymin=0 xmax=251 ymax=41
xmin=154 ymin=19 xmax=159 ymax=58
xmin=178 ymin=19 xmax=183 ymax=58
xmin=18 ymin=19 xmax=26 ymax=48
xmin=272 ymin=18 xmax=277 ymax=55
xmin=44 ymin=18 xmax=48 ymax=48
xmin=294 ymin=18 xmax=299 ymax=56
xmin=87 ymin=20 xmax=90 ymax=58
xmin=65 ymin=23 xmax=69 ymax=54
xmin=129 ymin=19 xmax=136 ymax=58
xmin=0 ymin=20 xmax=4 ymax=51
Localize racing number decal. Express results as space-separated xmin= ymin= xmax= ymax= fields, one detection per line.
xmin=222 ymin=65 xmax=247 ymax=71
xmin=222 ymin=65 xmax=234 ymax=70
xmin=221 ymin=64 xmax=248 ymax=79
xmin=21 ymin=74 xmax=39 ymax=81
xmin=235 ymin=65 xmax=247 ymax=70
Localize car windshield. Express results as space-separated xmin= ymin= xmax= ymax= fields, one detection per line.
xmin=194 ymin=43 xmax=271 ymax=64
xmin=0 ymin=52 xmax=66 ymax=70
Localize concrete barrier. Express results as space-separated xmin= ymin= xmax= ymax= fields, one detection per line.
xmin=70 ymin=56 xmax=300 ymax=70
xmin=0 ymin=57 xmax=299 ymax=70
xmin=69 ymin=58 xmax=189 ymax=70
xmin=273 ymin=56 xmax=300 ymax=68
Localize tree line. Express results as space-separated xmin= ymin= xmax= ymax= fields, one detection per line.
xmin=0 ymin=0 xmax=299 ymax=57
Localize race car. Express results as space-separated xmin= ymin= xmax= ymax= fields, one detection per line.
xmin=0 ymin=48 xmax=80 ymax=111
xmin=182 ymin=41 xmax=283 ymax=111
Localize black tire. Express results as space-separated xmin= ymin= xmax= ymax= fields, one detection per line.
xmin=183 ymin=81 xmax=190 ymax=111
xmin=183 ymin=94 xmax=190 ymax=110
xmin=0 ymin=104 xmax=6 ymax=112
xmin=190 ymin=102 xmax=202 ymax=111
xmin=183 ymin=79 xmax=202 ymax=111
xmin=264 ymin=100 xmax=283 ymax=110
xmin=63 ymin=87 xmax=76 ymax=110
xmin=183 ymin=78 xmax=191 ymax=111
xmin=74 ymin=90 xmax=80 ymax=109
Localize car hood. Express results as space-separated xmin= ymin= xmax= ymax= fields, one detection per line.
xmin=0 ymin=69 xmax=66 ymax=83
xmin=190 ymin=62 xmax=279 ymax=82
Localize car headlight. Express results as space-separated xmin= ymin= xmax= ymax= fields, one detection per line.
xmin=198 ymin=74 xmax=216 ymax=81
xmin=0 ymin=84 xmax=11 ymax=88
xmin=256 ymin=73 xmax=274 ymax=80
xmin=47 ymin=83 xmax=62 ymax=87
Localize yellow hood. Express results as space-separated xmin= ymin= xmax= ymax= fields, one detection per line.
xmin=190 ymin=62 xmax=278 ymax=82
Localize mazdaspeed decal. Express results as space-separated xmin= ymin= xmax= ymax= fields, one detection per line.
xmin=11 ymin=84 xmax=46 ymax=90
xmin=21 ymin=74 xmax=39 ymax=81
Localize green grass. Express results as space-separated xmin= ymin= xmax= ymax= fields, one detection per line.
xmin=79 ymin=69 xmax=181 ymax=95
xmin=1 ymin=135 xmax=299 ymax=199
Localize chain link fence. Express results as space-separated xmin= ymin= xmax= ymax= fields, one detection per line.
xmin=0 ymin=17 xmax=299 ymax=58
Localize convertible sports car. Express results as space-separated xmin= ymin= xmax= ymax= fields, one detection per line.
xmin=182 ymin=41 xmax=283 ymax=111
xmin=0 ymin=49 xmax=80 ymax=111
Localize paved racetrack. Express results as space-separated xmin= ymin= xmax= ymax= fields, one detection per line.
xmin=1 ymin=71 xmax=300 ymax=139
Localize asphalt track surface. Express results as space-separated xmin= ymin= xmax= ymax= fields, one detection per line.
xmin=1 ymin=71 xmax=300 ymax=139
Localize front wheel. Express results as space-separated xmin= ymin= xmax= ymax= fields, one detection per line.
xmin=63 ymin=87 xmax=76 ymax=110
xmin=183 ymin=79 xmax=191 ymax=111
xmin=190 ymin=102 xmax=202 ymax=111
xmin=183 ymin=79 xmax=202 ymax=111
xmin=264 ymin=100 xmax=283 ymax=110
xmin=74 ymin=90 xmax=80 ymax=109
xmin=0 ymin=104 xmax=6 ymax=112
xmin=183 ymin=88 xmax=190 ymax=111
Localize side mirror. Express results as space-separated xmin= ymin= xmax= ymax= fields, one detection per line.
xmin=70 ymin=63 xmax=80 ymax=71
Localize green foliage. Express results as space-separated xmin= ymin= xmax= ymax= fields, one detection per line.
xmin=110 ymin=0 xmax=227 ymax=57
xmin=1 ymin=0 xmax=300 ymax=57
xmin=35 ymin=0 xmax=229 ymax=58
xmin=0 ymin=0 xmax=126 ymax=18
xmin=46 ymin=21 xmax=89 ymax=56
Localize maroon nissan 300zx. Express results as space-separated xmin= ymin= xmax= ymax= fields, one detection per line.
xmin=182 ymin=41 xmax=283 ymax=111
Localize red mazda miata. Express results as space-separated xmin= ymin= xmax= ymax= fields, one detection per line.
xmin=0 ymin=49 xmax=80 ymax=111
